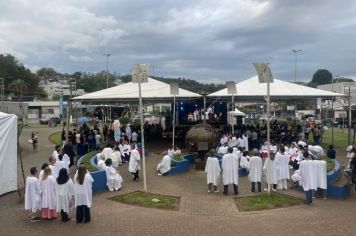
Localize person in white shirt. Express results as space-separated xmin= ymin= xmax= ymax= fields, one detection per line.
xmin=94 ymin=130 xmax=102 ymax=150
xmin=104 ymin=159 xmax=123 ymax=191
xmin=222 ymin=147 xmax=239 ymax=195
xmin=119 ymin=140 xmax=130 ymax=163
xmin=157 ymin=154 xmax=172 ymax=176
xmin=217 ymin=144 xmax=228 ymax=155
xmin=248 ymin=149 xmax=263 ymax=192
xmin=167 ymin=147 xmax=175 ymax=157
xmin=131 ymin=131 xmax=138 ymax=143
xmin=205 ymin=150 xmax=221 ymax=193
xmin=74 ymin=165 xmax=94 ymax=223
xmin=25 ymin=167 xmax=42 ymax=222
xmin=263 ymin=152 xmax=277 ymax=192
xmin=275 ymin=147 xmax=290 ymax=190
xmin=56 ymin=168 xmax=74 ymax=222
xmin=299 ymin=151 xmax=317 ymax=204
xmin=129 ymin=143 xmax=141 ymax=181
xmin=40 ymin=167 xmax=57 ymax=219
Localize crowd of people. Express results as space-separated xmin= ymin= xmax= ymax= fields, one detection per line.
xmin=211 ymin=130 xmax=347 ymax=203
xmin=25 ymin=121 xmax=144 ymax=223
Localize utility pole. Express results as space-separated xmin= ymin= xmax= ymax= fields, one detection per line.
xmin=104 ymin=53 xmax=111 ymax=122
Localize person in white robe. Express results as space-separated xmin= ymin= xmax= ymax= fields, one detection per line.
xmin=167 ymin=147 xmax=175 ymax=157
xmin=157 ymin=154 xmax=172 ymax=176
xmin=104 ymin=159 xmax=123 ymax=191
xmin=275 ymin=147 xmax=290 ymax=190
xmin=54 ymin=154 xmax=69 ymax=178
xmin=228 ymin=136 xmax=237 ymax=147
xmin=40 ymin=167 xmax=57 ymax=219
xmin=314 ymin=160 xmax=327 ymax=199
xmin=52 ymin=145 xmax=61 ymax=161
xmin=222 ymin=147 xmax=239 ymax=195
xmin=263 ymin=152 xmax=278 ymax=191
xmin=217 ymin=144 xmax=228 ymax=155
xmin=96 ymin=153 xmax=106 ymax=170
xmin=39 ymin=163 xmax=49 ymax=180
xmin=237 ymin=136 xmax=244 ymax=149
xmin=248 ymin=149 xmax=263 ymax=192
xmin=25 ymin=167 xmax=42 ymax=221
xmin=74 ymin=165 xmax=94 ymax=223
xmin=299 ymin=151 xmax=317 ymax=204
xmin=205 ymin=150 xmax=221 ymax=193
xmin=242 ymin=134 xmax=249 ymax=151
xmin=240 ymin=151 xmax=250 ymax=170
xmin=58 ymin=148 xmax=71 ymax=168
xmin=308 ymin=145 xmax=325 ymax=159
xmin=101 ymin=143 xmax=114 ymax=160
xmin=129 ymin=143 xmax=141 ymax=181
xmin=56 ymin=168 xmax=74 ymax=222
xmin=110 ymin=146 xmax=122 ymax=168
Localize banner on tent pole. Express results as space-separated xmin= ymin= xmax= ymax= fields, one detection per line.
xmin=253 ymin=63 xmax=274 ymax=83
xmin=226 ymin=81 xmax=236 ymax=94
xmin=132 ymin=64 xmax=149 ymax=83
xmin=170 ymin=83 xmax=179 ymax=95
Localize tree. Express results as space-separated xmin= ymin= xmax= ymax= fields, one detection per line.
xmin=334 ymin=77 xmax=354 ymax=83
xmin=310 ymin=69 xmax=333 ymax=87
xmin=36 ymin=67 xmax=58 ymax=79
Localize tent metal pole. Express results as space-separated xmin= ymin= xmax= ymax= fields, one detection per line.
xmin=172 ymin=94 xmax=176 ymax=149
xmin=138 ymin=79 xmax=147 ymax=191
xmin=267 ymin=81 xmax=271 ymax=196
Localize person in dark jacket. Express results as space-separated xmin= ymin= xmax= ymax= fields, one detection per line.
xmin=326 ymin=145 xmax=336 ymax=159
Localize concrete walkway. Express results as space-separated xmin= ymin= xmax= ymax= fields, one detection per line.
xmin=1 ymin=127 xmax=355 ymax=236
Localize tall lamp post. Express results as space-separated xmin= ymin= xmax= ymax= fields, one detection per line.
xmin=226 ymin=81 xmax=236 ymax=135
xmin=292 ymin=49 xmax=302 ymax=126
xmin=132 ymin=64 xmax=149 ymax=192
xmin=253 ymin=62 xmax=274 ymax=195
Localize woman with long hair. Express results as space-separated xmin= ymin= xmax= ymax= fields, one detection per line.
xmin=74 ymin=165 xmax=94 ymax=223
xmin=56 ymin=168 xmax=74 ymax=222
xmin=40 ymin=167 xmax=57 ymax=219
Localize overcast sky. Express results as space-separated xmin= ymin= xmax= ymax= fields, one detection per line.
xmin=1 ymin=0 xmax=355 ymax=83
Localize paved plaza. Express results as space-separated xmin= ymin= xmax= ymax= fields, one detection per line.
xmin=0 ymin=127 xmax=355 ymax=236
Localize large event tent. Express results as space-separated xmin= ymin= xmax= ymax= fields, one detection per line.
xmin=0 ymin=112 xmax=17 ymax=196
xmin=73 ymin=77 xmax=201 ymax=102
xmin=208 ymin=76 xmax=345 ymax=100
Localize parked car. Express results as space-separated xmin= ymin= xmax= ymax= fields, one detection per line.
xmin=39 ymin=117 xmax=61 ymax=125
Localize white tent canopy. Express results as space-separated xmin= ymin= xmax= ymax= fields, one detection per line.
xmin=208 ymin=76 xmax=345 ymax=100
xmin=73 ymin=77 xmax=201 ymax=102
xmin=0 ymin=112 xmax=17 ymax=196
xmin=229 ymin=108 xmax=246 ymax=116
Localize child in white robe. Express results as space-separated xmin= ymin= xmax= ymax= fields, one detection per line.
xmin=104 ymin=159 xmax=123 ymax=191
xmin=56 ymin=168 xmax=74 ymax=222
xmin=40 ymin=167 xmax=57 ymax=219
xmin=157 ymin=154 xmax=172 ymax=176
xmin=74 ymin=165 xmax=94 ymax=223
xmin=25 ymin=167 xmax=42 ymax=222
xmin=205 ymin=150 xmax=221 ymax=193
xmin=110 ymin=146 xmax=122 ymax=168
xmin=275 ymin=147 xmax=290 ymax=190
xmin=263 ymin=152 xmax=278 ymax=192
xmin=96 ymin=153 xmax=106 ymax=170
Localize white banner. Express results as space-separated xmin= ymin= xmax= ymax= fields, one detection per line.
xmin=253 ymin=63 xmax=274 ymax=83
xmin=132 ymin=64 xmax=149 ymax=83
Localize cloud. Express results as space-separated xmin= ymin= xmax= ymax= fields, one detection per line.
xmin=0 ymin=0 xmax=356 ymax=82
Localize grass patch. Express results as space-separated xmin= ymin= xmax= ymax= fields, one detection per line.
xmin=235 ymin=192 xmax=302 ymax=212
xmin=80 ymin=151 xmax=99 ymax=172
xmin=307 ymin=128 xmax=349 ymax=149
xmin=49 ymin=131 xmax=62 ymax=145
xmin=110 ymin=191 xmax=180 ymax=210
xmin=320 ymin=157 xmax=336 ymax=172
xmin=172 ymin=153 xmax=188 ymax=161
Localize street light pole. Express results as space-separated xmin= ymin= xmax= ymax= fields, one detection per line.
xmin=0 ymin=77 xmax=4 ymax=112
xmin=292 ymin=49 xmax=302 ymax=127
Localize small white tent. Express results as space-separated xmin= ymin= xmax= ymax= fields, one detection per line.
xmin=227 ymin=109 xmax=246 ymax=126
xmin=0 ymin=112 xmax=17 ymax=196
